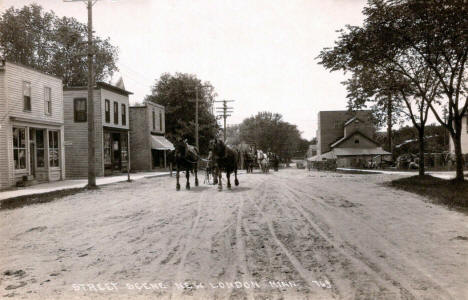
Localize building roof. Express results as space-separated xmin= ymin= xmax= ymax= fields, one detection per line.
xmin=330 ymin=131 xmax=380 ymax=148
xmin=307 ymin=147 xmax=391 ymax=161
xmin=332 ymin=147 xmax=391 ymax=156
xmin=344 ymin=116 xmax=366 ymax=127
xmin=307 ymin=151 xmax=337 ymax=161
xmin=1 ymin=60 xmax=63 ymax=80
xmin=130 ymin=100 xmax=165 ymax=110
xmin=63 ymin=81 xmax=133 ymax=96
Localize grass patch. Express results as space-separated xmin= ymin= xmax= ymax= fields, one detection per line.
xmin=390 ymin=175 xmax=468 ymax=211
xmin=0 ymin=187 xmax=86 ymax=210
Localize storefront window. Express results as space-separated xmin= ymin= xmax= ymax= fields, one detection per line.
xmin=104 ymin=132 xmax=111 ymax=165
xmin=13 ymin=127 xmax=26 ymax=169
xmin=48 ymin=130 xmax=59 ymax=167
xmin=36 ymin=129 xmax=45 ymax=168
xmin=121 ymin=134 xmax=128 ymax=162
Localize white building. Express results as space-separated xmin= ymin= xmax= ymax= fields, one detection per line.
xmin=0 ymin=60 xmax=65 ymax=189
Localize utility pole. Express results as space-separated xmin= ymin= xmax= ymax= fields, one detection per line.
xmin=64 ymin=0 xmax=99 ymax=188
xmin=215 ymin=100 xmax=234 ymax=142
xmin=187 ymin=85 xmax=209 ymax=150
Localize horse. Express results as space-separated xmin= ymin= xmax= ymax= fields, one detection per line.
xmin=269 ymin=153 xmax=279 ymax=171
xmin=209 ymin=138 xmax=239 ymax=191
xmin=173 ymin=139 xmax=199 ymax=190
xmin=243 ymin=149 xmax=255 ymax=173
xmin=257 ymin=150 xmax=269 ymax=173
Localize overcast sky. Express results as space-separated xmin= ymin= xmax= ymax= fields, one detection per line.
xmin=0 ymin=0 xmax=368 ymax=140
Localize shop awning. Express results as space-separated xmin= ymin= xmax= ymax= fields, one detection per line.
xmin=151 ymin=135 xmax=174 ymax=150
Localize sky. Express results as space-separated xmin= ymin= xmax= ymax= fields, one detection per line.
xmin=0 ymin=0 xmax=368 ymax=140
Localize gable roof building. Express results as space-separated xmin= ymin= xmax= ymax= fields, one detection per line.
xmin=311 ymin=110 xmax=391 ymax=168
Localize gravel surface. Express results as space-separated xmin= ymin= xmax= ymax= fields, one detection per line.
xmin=1 ymin=169 xmax=468 ymax=299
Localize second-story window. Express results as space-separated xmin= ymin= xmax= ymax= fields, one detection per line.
xmin=152 ymin=109 xmax=155 ymax=130
xmin=23 ymin=81 xmax=31 ymax=111
xmin=105 ymin=99 xmax=110 ymax=123
xmin=121 ymin=103 xmax=126 ymax=126
xmin=74 ymin=98 xmax=87 ymax=122
xmin=44 ymin=87 xmax=51 ymax=115
xmin=113 ymin=101 xmax=119 ymax=124
xmin=159 ymin=110 xmax=162 ymax=131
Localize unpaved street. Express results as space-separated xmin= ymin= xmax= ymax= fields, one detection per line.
xmin=1 ymin=169 xmax=468 ymax=299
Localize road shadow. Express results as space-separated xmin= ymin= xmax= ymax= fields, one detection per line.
xmin=220 ymin=186 xmax=252 ymax=193
xmin=184 ymin=186 xmax=211 ymax=193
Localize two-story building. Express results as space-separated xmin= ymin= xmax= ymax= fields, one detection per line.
xmin=63 ymin=81 xmax=132 ymax=178
xmin=0 ymin=60 xmax=65 ymax=189
xmin=129 ymin=101 xmax=173 ymax=171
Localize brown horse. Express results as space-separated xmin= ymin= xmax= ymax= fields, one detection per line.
xmin=173 ymin=140 xmax=199 ymax=190
xmin=209 ymin=138 xmax=239 ymax=191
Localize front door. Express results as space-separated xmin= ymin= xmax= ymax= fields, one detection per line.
xmin=112 ymin=133 xmax=121 ymax=171
xmin=29 ymin=128 xmax=35 ymax=177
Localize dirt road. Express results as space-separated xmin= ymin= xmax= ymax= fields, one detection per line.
xmin=1 ymin=169 xmax=468 ymax=299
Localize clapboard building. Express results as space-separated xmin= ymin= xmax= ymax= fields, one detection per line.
xmin=63 ymin=81 xmax=132 ymax=178
xmin=0 ymin=60 xmax=65 ymax=189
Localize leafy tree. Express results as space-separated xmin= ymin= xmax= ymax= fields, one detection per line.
xmin=238 ymin=112 xmax=304 ymax=162
xmin=225 ymin=124 xmax=241 ymax=146
xmin=145 ymin=73 xmax=219 ymax=155
xmin=0 ymin=4 xmax=119 ymax=86
xmin=318 ymin=0 xmax=445 ymax=176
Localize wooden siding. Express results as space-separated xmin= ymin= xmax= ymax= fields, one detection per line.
xmin=0 ymin=62 xmax=65 ymax=189
xmin=63 ymin=89 xmax=104 ymax=178
xmin=0 ymin=68 xmax=9 ymax=188
xmin=5 ymin=62 xmax=63 ymax=124
xmin=100 ymin=88 xmax=130 ymax=130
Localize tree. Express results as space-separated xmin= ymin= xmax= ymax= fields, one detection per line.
xmin=225 ymin=124 xmax=241 ymax=146
xmin=238 ymin=112 xmax=304 ymax=162
xmin=0 ymin=4 xmax=119 ymax=86
xmin=318 ymin=0 xmax=445 ymax=176
xmin=383 ymin=0 xmax=468 ymax=181
xmin=145 ymin=73 xmax=219 ymax=155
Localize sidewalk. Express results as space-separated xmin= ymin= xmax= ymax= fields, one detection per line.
xmin=337 ymin=168 xmax=467 ymax=180
xmin=0 ymin=171 xmax=170 ymax=201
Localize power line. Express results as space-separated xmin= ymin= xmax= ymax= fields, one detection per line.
xmin=214 ymin=100 xmax=234 ymax=142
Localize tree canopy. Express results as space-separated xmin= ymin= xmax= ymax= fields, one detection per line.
xmin=0 ymin=4 xmax=119 ymax=86
xmin=238 ymin=112 xmax=307 ymax=161
xmin=145 ymin=73 xmax=219 ymax=155
xmin=318 ymin=0 xmax=467 ymax=179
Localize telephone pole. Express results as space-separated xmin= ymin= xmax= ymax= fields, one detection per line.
xmin=187 ymin=85 xmax=210 ymax=150
xmin=215 ymin=100 xmax=234 ymax=142
xmin=64 ymin=0 xmax=99 ymax=188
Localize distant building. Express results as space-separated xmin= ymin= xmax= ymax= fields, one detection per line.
xmin=306 ymin=144 xmax=317 ymax=158
xmin=129 ymin=101 xmax=173 ymax=170
xmin=63 ymin=82 xmax=132 ymax=178
xmin=311 ymin=110 xmax=391 ymax=168
xmin=0 ymin=60 xmax=65 ymax=189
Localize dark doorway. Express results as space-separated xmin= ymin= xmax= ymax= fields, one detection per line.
xmin=112 ymin=133 xmax=121 ymax=171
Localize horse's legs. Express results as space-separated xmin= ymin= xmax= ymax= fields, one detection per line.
xmin=234 ymin=168 xmax=239 ymax=186
xmin=195 ymin=166 xmax=199 ymax=187
xmin=226 ymin=170 xmax=231 ymax=189
xmin=186 ymin=167 xmax=190 ymax=190
xmin=213 ymin=167 xmax=218 ymax=185
xmin=176 ymin=167 xmax=180 ymax=191
xmin=217 ymin=167 xmax=223 ymax=191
